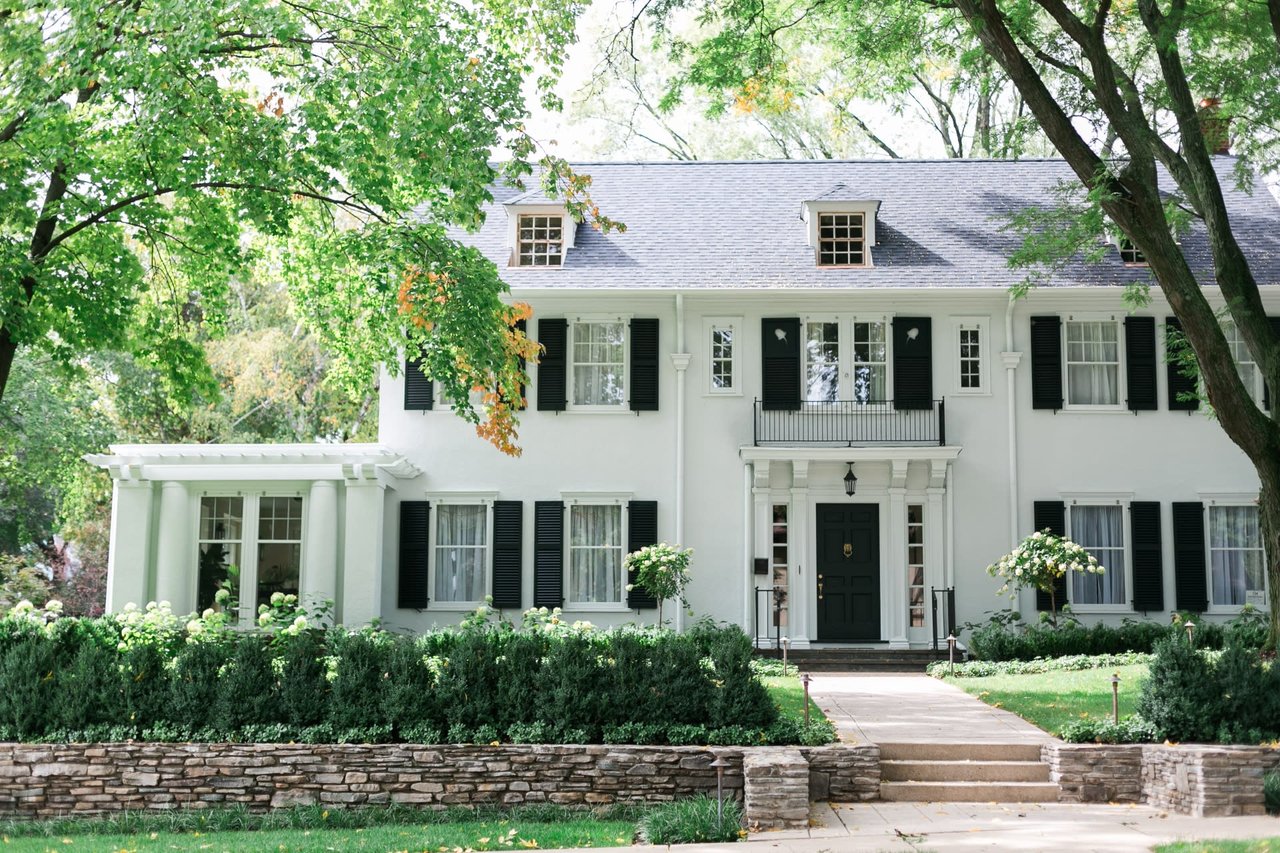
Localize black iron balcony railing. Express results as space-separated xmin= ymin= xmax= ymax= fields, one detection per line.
xmin=753 ymin=398 xmax=946 ymax=447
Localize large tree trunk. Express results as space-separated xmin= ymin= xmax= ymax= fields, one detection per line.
xmin=1261 ymin=465 xmax=1280 ymax=633
xmin=0 ymin=329 xmax=16 ymax=405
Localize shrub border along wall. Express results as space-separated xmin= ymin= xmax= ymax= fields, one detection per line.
xmin=1043 ymin=742 xmax=1280 ymax=816
xmin=0 ymin=742 xmax=880 ymax=827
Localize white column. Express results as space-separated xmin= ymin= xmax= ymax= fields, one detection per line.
xmin=887 ymin=485 xmax=910 ymax=649
xmin=671 ymin=346 xmax=690 ymax=632
xmin=790 ymin=460 xmax=811 ymax=648
xmin=105 ymin=478 xmax=152 ymax=612
xmin=303 ymin=480 xmax=339 ymax=609
xmin=752 ymin=481 xmax=771 ymax=646
xmin=154 ymin=480 xmax=193 ymax=613
xmin=341 ymin=479 xmax=387 ymax=626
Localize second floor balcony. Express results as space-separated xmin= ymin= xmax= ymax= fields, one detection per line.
xmin=753 ymin=398 xmax=946 ymax=447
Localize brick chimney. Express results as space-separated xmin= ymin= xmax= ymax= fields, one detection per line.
xmin=1198 ymin=97 xmax=1231 ymax=155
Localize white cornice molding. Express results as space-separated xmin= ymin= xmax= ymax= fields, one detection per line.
xmin=85 ymin=443 xmax=421 ymax=483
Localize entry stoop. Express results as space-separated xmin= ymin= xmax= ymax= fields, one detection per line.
xmin=878 ymin=743 xmax=1060 ymax=803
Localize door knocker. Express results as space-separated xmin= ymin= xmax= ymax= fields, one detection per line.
xmin=843 ymin=543 xmax=853 ymax=559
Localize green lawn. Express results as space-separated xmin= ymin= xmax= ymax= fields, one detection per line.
xmin=763 ymin=675 xmax=828 ymax=724
xmin=948 ymin=663 xmax=1148 ymax=736
xmin=1155 ymin=840 xmax=1280 ymax=853
xmin=0 ymin=819 xmax=635 ymax=852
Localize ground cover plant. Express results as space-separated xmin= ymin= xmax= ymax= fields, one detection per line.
xmin=0 ymin=600 xmax=802 ymax=746
xmin=1155 ymin=842 xmax=1280 ymax=853
xmin=637 ymin=794 xmax=744 ymax=845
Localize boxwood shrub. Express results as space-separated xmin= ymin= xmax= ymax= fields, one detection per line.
xmin=0 ymin=601 xmax=795 ymax=746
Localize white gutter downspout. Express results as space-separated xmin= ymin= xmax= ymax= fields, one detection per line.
xmin=671 ymin=293 xmax=691 ymax=631
xmin=743 ymin=461 xmax=754 ymax=633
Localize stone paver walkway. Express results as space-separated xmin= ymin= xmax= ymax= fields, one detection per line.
xmin=806 ymin=672 xmax=1052 ymax=745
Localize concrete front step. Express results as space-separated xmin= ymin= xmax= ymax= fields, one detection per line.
xmin=880 ymin=780 xmax=1061 ymax=802
xmin=879 ymin=742 xmax=1045 ymax=762
xmin=881 ymin=759 xmax=1050 ymax=783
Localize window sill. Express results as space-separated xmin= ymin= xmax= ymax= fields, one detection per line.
xmin=563 ymin=407 xmax=632 ymax=415
xmin=1060 ymin=406 xmax=1131 ymax=415
xmin=1068 ymin=605 xmax=1132 ymax=615
xmin=952 ymin=389 xmax=991 ymax=398
xmin=706 ymin=390 xmax=744 ymax=398
xmin=563 ymin=603 xmax=632 ymax=613
xmin=428 ymin=602 xmax=489 ymax=612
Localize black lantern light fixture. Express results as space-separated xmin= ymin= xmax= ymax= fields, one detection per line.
xmin=843 ymin=462 xmax=858 ymax=497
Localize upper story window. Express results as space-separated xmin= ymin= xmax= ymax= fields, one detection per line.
xmin=1222 ymin=320 xmax=1263 ymax=403
xmin=435 ymin=503 xmax=489 ymax=603
xmin=817 ymin=213 xmax=866 ymax=267
xmin=1064 ymin=320 xmax=1121 ymax=406
xmin=1118 ymin=237 xmax=1146 ymax=265
xmin=706 ymin=317 xmax=740 ymax=394
xmin=571 ymin=320 xmax=626 ymax=408
xmin=1069 ymin=503 xmax=1126 ymax=607
xmin=1209 ymin=504 xmax=1266 ymax=607
xmin=568 ymin=503 xmax=624 ymax=605
xmin=803 ymin=317 xmax=887 ymax=403
xmin=517 ymin=214 xmax=564 ymax=266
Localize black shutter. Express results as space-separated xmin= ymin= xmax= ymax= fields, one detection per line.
xmin=397 ymin=501 xmax=431 ymax=609
xmin=1172 ymin=501 xmax=1208 ymax=612
xmin=515 ymin=319 xmax=528 ymax=411
xmin=630 ymin=318 xmax=660 ymax=411
xmin=491 ymin=501 xmax=523 ymax=609
xmin=762 ymin=318 xmax=801 ymax=410
xmin=892 ymin=316 xmax=933 ymax=410
xmin=537 ymin=318 xmax=567 ymax=411
xmin=626 ymin=500 xmax=659 ymax=609
xmin=1264 ymin=317 xmax=1280 ymax=410
xmin=1030 ymin=316 xmax=1063 ymax=410
xmin=404 ymin=359 xmax=434 ymax=411
xmin=1125 ymin=317 xmax=1158 ymax=411
xmin=1165 ymin=316 xmax=1198 ymax=411
xmin=533 ymin=501 xmax=564 ymax=607
xmin=1033 ymin=500 xmax=1068 ymax=611
xmin=1130 ymin=501 xmax=1164 ymax=612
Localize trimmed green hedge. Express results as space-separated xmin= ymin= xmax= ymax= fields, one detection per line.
xmin=0 ymin=603 xmax=788 ymax=745
xmin=927 ymin=652 xmax=1152 ymax=679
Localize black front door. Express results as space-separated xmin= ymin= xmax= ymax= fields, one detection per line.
xmin=816 ymin=503 xmax=881 ymax=641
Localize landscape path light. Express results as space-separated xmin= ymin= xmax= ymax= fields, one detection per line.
xmin=780 ymin=635 xmax=790 ymax=677
xmin=1185 ymin=621 xmax=1196 ymax=648
xmin=1111 ymin=672 xmax=1120 ymax=724
xmin=801 ymin=673 xmax=812 ymax=728
xmin=710 ymin=755 xmax=731 ymax=830
xmin=947 ymin=633 xmax=957 ymax=676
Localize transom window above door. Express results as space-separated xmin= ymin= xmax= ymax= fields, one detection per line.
xmin=1064 ymin=320 xmax=1121 ymax=406
xmin=571 ymin=321 xmax=626 ymax=407
xmin=803 ymin=318 xmax=887 ymax=403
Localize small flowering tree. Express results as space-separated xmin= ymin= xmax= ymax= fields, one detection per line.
xmin=624 ymin=543 xmax=693 ymax=626
xmin=987 ymin=529 xmax=1104 ymax=627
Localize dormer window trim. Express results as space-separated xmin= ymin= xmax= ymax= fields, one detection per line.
xmin=503 ymin=202 xmax=575 ymax=268
xmin=802 ymin=198 xmax=881 ymax=268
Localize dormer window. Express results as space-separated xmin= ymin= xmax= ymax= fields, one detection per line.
xmin=818 ymin=212 xmax=866 ymax=267
xmin=1119 ymin=237 xmax=1146 ymax=265
xmin=517 ymin=214 xmax=564 ymax=266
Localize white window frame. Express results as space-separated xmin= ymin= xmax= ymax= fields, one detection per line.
xmin=562 ymin=493 xmax=631 ymax=611
xmin=1061 ymin=315 xmax=1126 ymax=412
xmin=802 ymin=199 xmax=880 ymax=267
xmin=952 ymin=316 xmax=989 ymax=396
xmin=567 ymin=316 xmax=630 ymax=412
xmin=907 ymin=503 xmax=926 ymax=629
xmin=426 ymin=493 xmax=497 ymax=610
xmin=1220 ymin=319 xmax=1265 ymax=404
xmin=705 ymin=316 xmax=742 ymax=396
xmin=800 ymin=314 xmax=891 ymax=405
xmin=1065 ymin=495 xmax=1132 ymax=613
xmin=504 ymin=203 xmax=575 ymax=268
xmin=1203 ymin=495 xmax=1270 ymax=613
xmin=195 ymin=490 xmax=308 ymax=623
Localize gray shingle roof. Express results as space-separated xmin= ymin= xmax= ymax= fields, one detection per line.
xmin=457 ymin=158 xmax=1280 ymax=290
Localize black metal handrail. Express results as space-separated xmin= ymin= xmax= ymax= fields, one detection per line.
xmin=931 ymin=586 xmax=957 ymax=652
xmin=753 ymin=399 xmax=946 ymax=447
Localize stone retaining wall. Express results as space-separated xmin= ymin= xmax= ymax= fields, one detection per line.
xmin=1043 ymin=742 xmax=1280 ymax=816
xmin=743 ymin=749 xmax=808 ymax=829
xmin=0 ymin=742 xmax=881 ymax=824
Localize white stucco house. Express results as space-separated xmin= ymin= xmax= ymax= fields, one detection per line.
xmin=89 ymin=158 xmax=1279 ymax=648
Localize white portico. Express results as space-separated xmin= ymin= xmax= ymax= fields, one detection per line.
xmin=87 ymin=444 xmax=419 ymax=625
xmin=742 ymin=446 xmax=961 ymax=650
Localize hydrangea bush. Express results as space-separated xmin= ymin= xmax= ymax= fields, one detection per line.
xmin=987 ymin=529 xmax=1103 ymax=626
xmin=624 ymin=543 xmax=693 ymax=625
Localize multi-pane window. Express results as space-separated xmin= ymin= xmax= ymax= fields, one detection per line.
xmin=959 ymin=326 xmax=982 ymax=390
xmin=907 ymin=504 xmax=925 ymax=628
xmin=1119 ymin=237 xmax=1146 ymax=265
xmin=435 ymin=504 xmax=488 ymax=603
xmin=517 ymin=214 xmax=564 ymax=266
xmin=255 ymin=496 xmax=303 ymax=611
xmin=198 ymin=497 xmax=243 ymax=613
xmin=771 ymin=504 xmax=789 ymax=629
xmin=568 ymin=504 xmax=624 ymax=604
xmin=804 ymin=321 xmax=840 ymax=402
xmin=572 ymin=321 xmax=625 ymax=407
xmin=1065 ymin=321 xmax=1121 ymax=406
xmin=1209 ymin=505 xmax=1266 ymax=607
xmin=1070 ymin=504 xmax=1126 ymax=605
xmin=852 ymin=321 xmax=887 ymax=402
xmin=1222 ymin=320 xmax=1263 ymax=402
xmin=711 ymin=325 xmax=735 ymax=391
xmin=817 ymin=212 xmax=866 ymax=266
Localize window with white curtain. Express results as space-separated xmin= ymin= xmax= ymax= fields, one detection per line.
xmin=435 ymin=504 xmax=488 ymax=603
xmin=569 ymin=504 xmax=624 ymax=604
xmin=571 ymin=321 xmax=626 ymax=407
xmin=1209 ymin=505 xmax=1266 ymax=607
xmin=1065 ymin=321 xmax=1121 ymax=406
xmin=1070 ymin=504 xmax=1126 ymax=605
